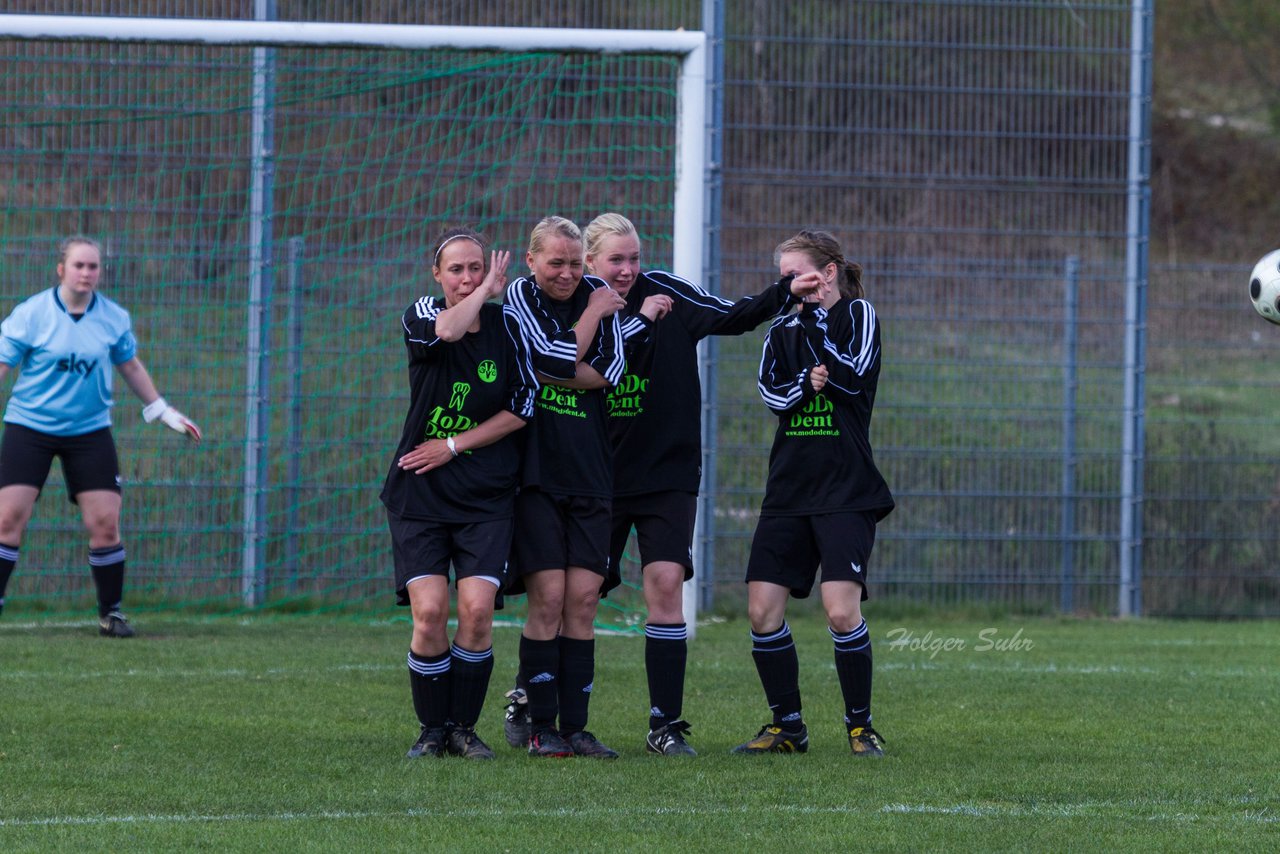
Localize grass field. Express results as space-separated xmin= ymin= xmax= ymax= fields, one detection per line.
xmin=1 ymin=609 xmax=1277 ymax=851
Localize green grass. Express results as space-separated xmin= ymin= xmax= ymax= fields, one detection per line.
xmin=1 ymin=611 xmax=1277 ymax=851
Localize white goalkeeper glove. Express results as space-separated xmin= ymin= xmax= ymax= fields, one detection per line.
xmin=142 ymin=397 xmax=203 ymax=442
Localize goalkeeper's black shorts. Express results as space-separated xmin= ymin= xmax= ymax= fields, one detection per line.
xmin=0 ymin=422 xmax=120 ymax=502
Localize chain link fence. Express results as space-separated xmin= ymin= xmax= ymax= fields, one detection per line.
xmin=3 ymin=1 xmax=1275 ymax=617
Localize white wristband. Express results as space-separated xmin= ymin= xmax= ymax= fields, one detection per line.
xmin=142 ymin=397 xmax=169 ymax=423
xmin=446 ymin=436 xmax=459 ymax=457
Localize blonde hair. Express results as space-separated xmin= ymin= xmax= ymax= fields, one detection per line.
xmin=774 ymin=229 xmax=864 ymax=300
xmin=583 ymin=212 xmax=639 ymax=259
xmin=527 ymin=216 xmax=582 ymax=256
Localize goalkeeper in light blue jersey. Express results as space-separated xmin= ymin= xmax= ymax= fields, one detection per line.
xmin=0 ymin=236 xmax=202 ymax=637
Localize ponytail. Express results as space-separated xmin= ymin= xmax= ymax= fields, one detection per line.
xmin=774 ymin=229 xmax=863 ymax=300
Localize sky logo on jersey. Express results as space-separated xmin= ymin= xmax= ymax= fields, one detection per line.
xmin=606 ymin=373 xmax=647 ymax=418
xmin=785 ymin=394 xmax=840 ymax=437
xmin=537 ymin=385 xmax=587 ymax=419
xmin=477 ymin=360 xmax=497 ymax=383
xmin=56 ymin=353 xmax=99 ymax=379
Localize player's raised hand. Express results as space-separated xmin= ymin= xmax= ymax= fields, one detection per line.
xmin=640 ymin=294 xmax=673 ymax=322
xmin=588 ymin=282 xmax=627 ymax=317
xmin=789 ymin=271 xmax=827 ymax=303
xmin=482 ymin=250 xmax=511 ymax=299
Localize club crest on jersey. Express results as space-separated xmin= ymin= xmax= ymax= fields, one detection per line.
xmin=476 ymin=360 xmax=497 ymax=383
xmin=56 ymin=353 xmax=98 ymax=379
xmin=606 ymin=373 xmax=647 ymax=418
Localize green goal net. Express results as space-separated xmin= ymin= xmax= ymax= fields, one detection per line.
xmin=0 ymin=30 xmax=685 ymax=629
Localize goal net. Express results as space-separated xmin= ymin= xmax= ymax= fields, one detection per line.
xmin=0 ymin=17 xmax=705 ymax=630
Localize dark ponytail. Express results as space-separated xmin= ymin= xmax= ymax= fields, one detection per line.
xmin=773 ymin=229 xmax=863 ymax=300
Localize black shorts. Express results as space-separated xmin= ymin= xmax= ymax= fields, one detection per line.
xmin=606 ymin=490 xmax=696 ymax=594
xmin=745 ymin=510 xmax=878 ymax=601
xmin=0 ymin=423 xmax=121 ymax=503
xmin=387 ymin=510 xmax=513 ymax=606
xmin=511 ymin=489 xmax=611 ymax=582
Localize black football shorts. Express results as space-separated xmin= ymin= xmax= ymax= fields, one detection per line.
xmin=387 ymin=510 xmax=513 ymax=606
xmin=0 ymin=423 xmax=121 ymax=502
xmin=745 ymin=509 xmax=878 ymax=600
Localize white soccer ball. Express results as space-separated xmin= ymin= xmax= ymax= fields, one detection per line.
xmin=1250 ymin=249 xmax=1280 ymax=325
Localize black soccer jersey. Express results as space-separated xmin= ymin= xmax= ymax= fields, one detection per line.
xmin=611 ymin=270 xmax=791 ymax=496
xmin=756 ymin=298 xmax=894 ymax=518
xmin=379 ymin=298 xmax=537 ymax=522
xmin=504 ymin=273 xmax=625 ymax=499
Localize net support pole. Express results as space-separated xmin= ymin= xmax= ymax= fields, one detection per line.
xmin=691 ymin=0 xmax=724 ymax=637
xmin=285 ymin=236 xmax=305 ymax=594
xmin=242 ymin=0 xmax=278 ymax=607
xmin=1060 ymin=256 xmax=1079 ymax=614
xmin=677 ymin=34 xmax=708 ymax=638
xmin=1119 ymin=0 xmax=1153 ymax=618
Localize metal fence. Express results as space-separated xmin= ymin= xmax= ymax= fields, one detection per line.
xmin=3 ymin=1 xmax=1275 ymax=617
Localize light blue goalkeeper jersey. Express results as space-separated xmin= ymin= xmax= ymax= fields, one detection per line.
xmin=0 ymin=288 xmax=138 ymax=436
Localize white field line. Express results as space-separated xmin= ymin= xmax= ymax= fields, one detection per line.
xmin=875 ymin=661 xmax=1279 ymax=679
xmin=0 ymin=802 xmax=1275 ymax=829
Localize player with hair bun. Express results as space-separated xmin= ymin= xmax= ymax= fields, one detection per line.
xmin=0 ymin=235 xmax=201 ymax=637
xmin=732 ymin=229 xmax=894 ymax=757
xmin=580 ymin=211 xmax=815 ymax=756
xmin=380 ymin=227 xmax=536 ymax=761
xmin=502 ymin=215 xmax=627 ymax=759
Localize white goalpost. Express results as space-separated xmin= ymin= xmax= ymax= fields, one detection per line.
xmin=0 ymin=14 xmax=707 ymax=632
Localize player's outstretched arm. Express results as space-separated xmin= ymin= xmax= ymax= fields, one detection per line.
xmin=117 ymin=357 xmax=202 ymax=442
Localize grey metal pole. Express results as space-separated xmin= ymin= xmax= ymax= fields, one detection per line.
xmin=1119 ymin=0 xmax=1153 ymax=617
xmin=695 ymin=0 xmax=725 ymax=618
xmin=242 ymin=0 xmax=277 ymax=607
xmin=1061 ymin=256 xmax=1079 ymax=613
xmin=284 ymin=237 xmax=304 ymax=593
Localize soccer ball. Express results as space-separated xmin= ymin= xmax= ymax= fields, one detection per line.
xmin=1249 ymin=249 xmax=1280 ymax=325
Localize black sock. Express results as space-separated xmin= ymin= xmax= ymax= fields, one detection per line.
xmin=519 ymin=635 xmax=560 ymax=730
xmin=448 ymin=643 xmax=494 ymax=729
xmin=88 ymin=544 xmax=126 ymax=618
xmin=831 ymin=620 xmax=873 ymax=729
xmin=751 ymin=622 xmax=803 ymax=728
xmin=645 ymin=622 xmax=687 ymax=730
xmin=0 ymin=542 xmax=19 ymax=611
xmin=557 ymin=636 xmax=595 ymax=735
xmin=407 ymin=649 xmax=451 ymax=729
